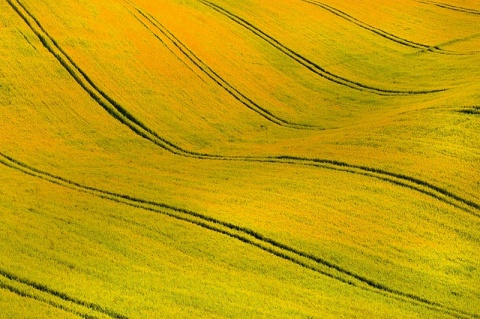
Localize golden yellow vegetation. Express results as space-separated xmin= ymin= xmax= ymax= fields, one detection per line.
xmin=0 ymin=0 xmax=479 ymax=317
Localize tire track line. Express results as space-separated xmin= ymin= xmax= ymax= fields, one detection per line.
xmin=6 ymin=0 xmax=195 ymax=158
xmin=122 ymin=4 xmax=208 ymax=85
xmin=17 ymin=28 xmax=38 ymax=51
xmin=7 ymin=0 xmax=479 ymax=216
xmin=196 ymin=0 xmax=447 ymax=95
xmin=123 ymin=0 xmax=317 ymax=130
xmin=0 ymin=268 xmax=127 ymax=318
xmin=0 ymin=272 xmax=123 ymax=319
xmin=302 ymin=0 xmax=427 ymax=49
xmin=459 ymin=107 xmax=480 ymax=115
xmin=0 ymin=153 xmax=477 ymax=319
xmin=0 ymin=281 xmax=97 ymax=319
xmin=416 ymin=0 xmax=480 ymax=15
xmin=428 ymin=32 xmax=480 ymax=54
xmin=301 ymin=0 xmax=478 ymax=56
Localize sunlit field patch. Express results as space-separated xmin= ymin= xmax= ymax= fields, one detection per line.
xmin=1 ymin=0 xmax=479 ymax=317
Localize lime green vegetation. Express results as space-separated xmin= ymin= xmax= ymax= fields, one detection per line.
xmin=0 ymin=0 xmax=479 ymax=317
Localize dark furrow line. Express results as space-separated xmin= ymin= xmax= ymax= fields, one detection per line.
xmin=301 ymin=0 xmax=426 ymax=49
xmin=0 ymin=156 xmax=345 ymax=283
xmin=128 ymin=5 xmax=289 ymax=128
xmin=287 ymin=156 xmax=480 ymax=213
xmin=197 ymin=0 xmax=448 ymax=95
xmin=245 ymin=157 xmax=479 ymax=216
xmin=8 ymin=0 xmax=479 ymax=215
xmin=143 ymin=11 xmax=316 ymax=129
xmin=17 ymin=28 xmax=38 ymax=51
xmin=417 ymin=0 xmax=480 ymax=15
xmin=0 ymin=281 xmax=99 ymax=319
xmin=459 ymin=106 xmax=480 ymax=115
xmin=294 ymin=161 xmax=474 ymax=215
xmin=432 ymin=32 xmax=480 ymax=53
xmin=196 ymin=0 xmax=388 ymax=95
xmin=0 ymin=267 xmax=127 ymax=319
xmin=9 ymin=0 xmax=196 ymax=157
xmin=0 ymin=159 xmax=372 ymax=310
xmin=123 ymin=0 xmax=316 ymax=130
xmin=121 ymin=5 xmax=207 ymax=85
xmin=459 ymin=109 xmax=480 ymax=115
xmin=141 ymin=10 xmax=313 ymax=129
xmin=301 ymin=0 xmax=478 ymax=56
xmin=426 ymin=46 xmax=480 ymax=55
xmin=0 ymin=155 xmax=476 ymax=319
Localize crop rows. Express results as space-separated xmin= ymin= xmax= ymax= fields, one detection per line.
xmin=1 ymin=153 xmax=478 ymax=319
xmin=0 ymin=269 xmax=126 ymax=319
xmin=300 ymin=0 xmax=476 ymax=55
xmin=7 ymin=0 xmax=480 ymax=218
xmin=123 ymin=0 xmax=318 ymax=130
xmin=196 ymin=0 xmax=447 ymax=95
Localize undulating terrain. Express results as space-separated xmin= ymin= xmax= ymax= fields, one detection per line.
xmin=0 ymin=0 xmax=479 ymax=318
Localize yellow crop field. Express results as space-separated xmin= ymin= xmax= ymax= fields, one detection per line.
xmin=0 ymin=0 xmax=479 ymax=317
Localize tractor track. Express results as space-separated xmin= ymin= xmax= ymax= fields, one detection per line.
xmin=5 ymin=0 xmax=479 ymax=316
xmin=124 ymin=6 xmax=207 ymax=85
xmin=0 ymin=153 xmax=478 ymax=319
xmin=196 ymin=0 xmax=447 ymax=95
xmin=417 ymin=0 xmax=480 ymax=15
xmin=6 ymin=0 xmax=480 ymax=219
xmin=0 ymin=281 xmax=97 ymax=319
xmin=460 ymin=106 xmax=480 ymax=115
xmin=0 ymin=269 xmax=126 ymax=319
xmin=301 ymin=0 xmax=478 ymax=55
xmin=122 ymin=0 xmax=316 ymax=130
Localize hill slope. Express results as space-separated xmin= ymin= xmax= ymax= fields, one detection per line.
xmin=1 ymin=0 xmax=479 ymax=318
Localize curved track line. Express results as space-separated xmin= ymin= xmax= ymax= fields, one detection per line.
xmin=0 ymin=154 xmax=477 ymax=319
xmin=123 ymin=0 xmax=317 ymax=130
xmin=0 ymin=282 xmax=97 ymax=319
xmin=196 ymin=0 xmax=447 ymax=95
xmin=17 ymin=29 xmax=38 ymax=51
xmin=122 ymin=5 xmax=208 ymax=85
xmin=0 ymin=268 xmax=128 ymax=319
xmin=7 ymin=0 xmax=480 ymax=218
xmin=302 ymin=0 xmax=427 ymax=49
xmin=417 ymin=0 xmax=480 ymax=15
xmin=459 ymin=106 xmax=480 ymax=115
xmin=429 ymin=32 xmax=480 ymax=54
xmin=301 ymin=0 xmax=478 ymax=56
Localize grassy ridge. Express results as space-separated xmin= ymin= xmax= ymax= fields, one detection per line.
xmin=192 ymin=0 xmax=480 ymax=87
xmin=300 ymin=0 xmax=479 ymax=55
xmin=0 ymin=163 xmax=471 ymax=319
xmin=2 ymin=147 xmax=478 ymax=316
xmin=123 ymin=0 xmax=316 ymax=129
xmin=1 ymin=0 xmax=479 ymax=317
xmin=2 ymin=152 xmax=478 ymax=318
xmin=197 ymin=0 xmax=446 ymax=95
xmin=318 ymin=0 xmax=480 ymax=46
xmin=9 ymin=0 xmax=480 ymax=214
xmin=9 ymin=0 xmax=479 ymax=215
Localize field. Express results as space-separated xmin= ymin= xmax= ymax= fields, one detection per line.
xmin=0 ymin=0 xmax=479 ymax=318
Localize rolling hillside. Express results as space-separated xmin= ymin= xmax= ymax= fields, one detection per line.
xmin=0 ymin=0 xmax=479 ymax=318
